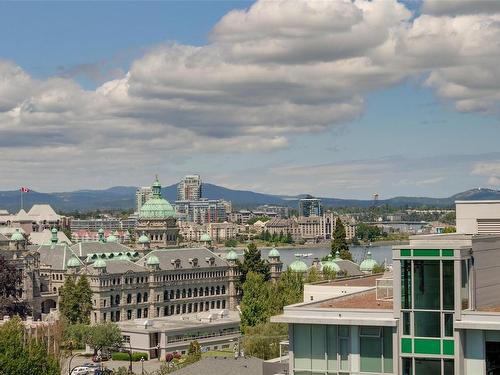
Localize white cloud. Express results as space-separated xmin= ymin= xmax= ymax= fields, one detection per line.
xmin=2 ymin=0 xmax=500 ymax=190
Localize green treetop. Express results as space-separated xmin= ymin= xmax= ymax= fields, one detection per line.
xmin=237 ymin=242 xmax=271 ymax=285
xmin=331 ymin=218 xmax=352 ymax=261
xmin=59 ymin=274 xmax=93 ymax=324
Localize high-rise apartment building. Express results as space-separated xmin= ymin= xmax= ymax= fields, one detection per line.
xmin=136 ymin=186 xmax=152 ymax=212
xmin=177 ymin=175 xmax=202 ymax=201
xmin=298 ymin=196 xmax=323 ymax=217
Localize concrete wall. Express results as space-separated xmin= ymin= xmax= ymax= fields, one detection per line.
xmin=456 ymin=201 xmax=500 ymax=234
xmin=471 ymin=236 xmax=500 ymax=308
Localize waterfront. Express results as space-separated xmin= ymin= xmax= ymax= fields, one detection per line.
xmin=217 ymin=243 xmax=396 ymax=269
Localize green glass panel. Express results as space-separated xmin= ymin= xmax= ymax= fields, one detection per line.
xmin=401 ymin=260 xmax=412 ymax=309
xmin=400 ymin=249 xmax=411 ymax=257
xmin=414 ymin=338 xmax=441 ymax=355
xmin=326 ymin=325 xmax=338 ymax=371
xmin=443 ymin=339 xmax=455 ymax=355
xmin=360 ymin=336 xmax=382 ymax=373
xmin=403 ymin=312 xmax=411 ymax=335
xmin=442 ymin=249 xmax=454 ymax=257
xmin=461 ymin=260 xmax=470 ymax=309
xmin=414 ymin=260 xmax=440 ymax=309
xmin=402 ymin=358 xmax=412 ymax=375
xmin=383 ymin=327 xmax=393 ymax=373
xmin=414 ymin=358 xmax=441 ymax=375
xmin=294 ymin=324 xmax=312 ymax=370
xmin=311 ymin=325 xmax=326 ymax=370
xmin=444 ymin=313 xmax=453 ymax=337
xmin=413 ymin=249 xmax=440 ymax=257
xmin=443 ymin=261 xmax=455 ymax=310
xmin=414 ymin=311 xmax=441 ymax=337
xmin=401 ymin=338 xmax=412 ymax=354
xmin=444 ymin=359 xmax=454 ymax=375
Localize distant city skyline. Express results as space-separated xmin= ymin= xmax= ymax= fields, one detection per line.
xmin=1 ymin=1 xmax=500 ymax=199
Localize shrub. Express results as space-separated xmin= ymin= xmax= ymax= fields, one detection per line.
xmin=112 ymin=352 xmax=148 ymax=361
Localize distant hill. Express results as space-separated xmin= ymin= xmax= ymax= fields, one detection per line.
xmin=0 ymin=185 xmax=499 ymax=213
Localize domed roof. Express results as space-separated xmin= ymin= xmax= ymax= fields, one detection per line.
xmin=289 ymin=256 xmax=308 ymax=273
xmin=138 ymin=232 xmax=150 ymax=244
xmin=139 ymin=177 xmax=175 ymax=220
xmin=335 ymin=250 xmax=341 ymax=259
xmin=147 ymin=254 xmax=160 ymax=265
xmin=51 ymin=227 xmax=58 ymax=234
xmin=98 ymin=228 xmax=104 ymax=234
xmin=117 ymin=253 xmax=130 ymax=260
xmin=93 ymin=258 xmax=106 ymax=268
xmin=67 ymin=256 xmax=81 ymax=268
xmin=11 ymin=229 xmax=24 ymax=241
xmin=225 ymin=250 xmax=238 ymax=261
xmin=106 ymin=233 xmax=118 ymax=243
xmin=360 ymin=251 xmax=379 ymax=272
xmin=322 ymin=255 xmax=341 ymax=273
xmin=200 ymin=233 xmax=211 ymax=242
xmin=268 ymin=247 xmax=280 ymax=258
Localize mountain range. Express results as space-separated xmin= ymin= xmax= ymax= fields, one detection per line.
xmin=1 ymin=185 xmax=499 ymax=213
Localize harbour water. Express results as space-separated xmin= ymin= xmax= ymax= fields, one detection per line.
xmin=217 ymin=243 xmax=395 ymax=269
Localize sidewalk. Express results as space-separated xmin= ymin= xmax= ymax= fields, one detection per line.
xmin=63 ymin=355 xmax=166 ymax=374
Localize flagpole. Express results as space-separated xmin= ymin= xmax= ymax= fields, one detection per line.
xmin=20 ymin=189 xmax=23 ymax=211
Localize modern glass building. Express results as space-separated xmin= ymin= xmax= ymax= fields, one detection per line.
xmin=273 ymin=232 xmax=500 ymax=374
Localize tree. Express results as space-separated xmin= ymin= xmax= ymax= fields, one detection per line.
xmin=240 ymin=272 xmax=273 ymax=331
xmin=59 ymin=275 xmax=93 ymax=324
xmin=331 ymin=218 xmax=352 ymax=261
xmin=187 ymin=340 xmax=201 ymax=363
xmin=356 ymin=223 xmax=382 ymax=241
xmin=85 ymin=322 xmax=122 ymax=354
xmin=76 ymin=275 xmax=93 ymax=324
xmin=0 ymin=256 xmax=30 ymax=317
xmin=304 ymin=267 xmax=321 ymax=283
xmin=242 ymin=322 xmax=288 ymax=360
xmin=272 ymin=269 xmax=304 ymax=313
xmin=0 ymin=316 xmax=60 ymax=375
xmin=224 ymin=238 xmax=238 ymax=247
xmin=443 ymin=226 xmax=456 ymax=233
xmin=237 ymin=243 xmax=270 ymax=285
xmin=284 ymin=232 xmax=294 ymax=244
xmin=62 ymin=323 xmax=89 ymax=350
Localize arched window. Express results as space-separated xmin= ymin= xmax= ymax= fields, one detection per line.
xmin=176 ymin=289 xmax=180 ymax=299
xmin=222 ymin=285 xmax=226 ymax=294
xmin=182 ymin=289 xmax=186 ymax=298
xmin=170 ymin=290 xmax=174 ymax=300
xmin=188 ymin=288 xmax=192 ymax=298
xmin=199 ymin=287 xmax=203 ymax=296
xmin=164 ymin=290 xmax=169 ymax=301
xmin=210 ymin=287 xmax=215 ymax=295
xmin=205 ymin=287 xmax=209 ymax=296
xmin=127 ymin=294 xmax=132 ymax=304
xmin=144 ymin=292 xmax=148 ymax=302
xmin=222 ymin=300 xmax=226 ymax=309
xmin=216 ymin=286 xmax=220 ymax=295
xmin=193 ymin=289 xmax=198 ymax=297
xmin=137 ymin=293 xmax=142 ymax=303
xmin=115 ymin=295 xmax=120 ymax=305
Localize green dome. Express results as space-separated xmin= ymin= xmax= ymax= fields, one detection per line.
xmin=289 ymin=256 xmax=308 ymax=273
xmin=322 ymin=257 xmax=341 ymax=273
xmin=360 ymin=251 xmax=379 ymax=272
xmin=117 ymin=253 xmax=130 ymax=260
xmin=335 ymin=250 xmax=341 ymax=260
xmin=138 ymin=177 xmax=175 ymax=220
xmin=67 ymin=256 xmax=81 ymax=268
xmin=11 ymin=229 xmax=24 ymax=241
xmin=226 ymin=250 xmax=238 ymax=261
xmin=51 ymin=227 xmax=58 ymax=234
xmin=147 ymin=254 xmax=160 ymax=266
xmin=268 ymin=247 xmax=280 ymax=258
xmin=98 ymin=228 xmax=104 ymax=234
xmin=138 ymin=232 xmax=150 ymax=244
xmin=200 ymin=233 xmax=211 ymax=242
xmin=106 ymin=233 xmax=117 ymax=243
xmin=93 ymin=258 xmax=106 ymax=268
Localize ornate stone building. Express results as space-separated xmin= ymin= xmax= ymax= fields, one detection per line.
xmin=136 ymin=177 xmax=179 ymax=248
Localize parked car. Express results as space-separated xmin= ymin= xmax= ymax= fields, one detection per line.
xmin=70 ymin=366 xmax=95 ymax=375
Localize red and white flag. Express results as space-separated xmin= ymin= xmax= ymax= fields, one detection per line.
xmin=20 ymin=187 xmax=30 ymax=193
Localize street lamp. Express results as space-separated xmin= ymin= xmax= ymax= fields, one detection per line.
xmin=140 ymin=357 xmax=145 ymax=375
xmin=68 ymin=352 xmax=83 ymax=375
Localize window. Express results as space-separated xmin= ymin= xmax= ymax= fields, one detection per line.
xmin=461 ymin=259 xmax=470 ymax=309
xmin=123 ymin=335 xmax=130 ymax=344
xmin=401 ymin=260 xmax=411 ymax=309
xmin=414 ymin=260 xmax=440 ymax=310
xmin=442 ymin=261 xmax=454 ymax=310
xmin=444 ymin=313 xmax=453 ymax=337
xmin=414 ymin=358 xmax=441 ymax=374
xmin=359 ymin=326 xmax=392 ymax=373
xmin=414 ymin=311 xmax=440 ymax=337
xmin=403 ymin=312 xmax=411 ymax=335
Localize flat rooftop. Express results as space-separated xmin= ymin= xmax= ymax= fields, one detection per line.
xmin=314 ymin=289 xmax=393 ymax=310
xmin=323 ymin=274 xmax=385 ymax=287
xmin=117 ymin=310 xmax=240 ymax=333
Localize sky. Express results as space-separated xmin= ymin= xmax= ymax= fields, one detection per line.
xmin=1 ymin=0 xmax=500 ymax=199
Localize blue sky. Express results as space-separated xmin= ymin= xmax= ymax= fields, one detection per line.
xmin=1 ymin=0 xmax=500 ymax=199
